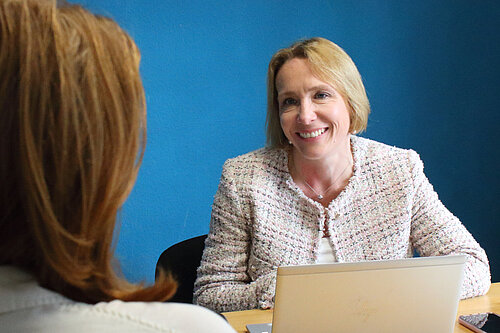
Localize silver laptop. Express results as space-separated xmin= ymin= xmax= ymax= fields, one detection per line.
xmin=247 ymin=255 xmax=465 ymax=333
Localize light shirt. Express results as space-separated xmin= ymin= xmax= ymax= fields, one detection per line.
xmin=315 ymin=237 xmax=337 ymax=264
xmin=0 ymin=266 xmax=236 ymax=333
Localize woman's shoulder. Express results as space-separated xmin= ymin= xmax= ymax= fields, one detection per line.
xmin=4 ymin=298 xmax=235 ymax=332
xmin=222 ymin=146 xmax=287 ymax=175
xmin=86 ymin=301 xmax=236 ymax=332
xmin=352 ymin=136 xmax=423 ymax=178
xmin=353 ymin=136 xmax=420 ymax=164
xmin=0 ymin=267 xmax=235 ymax=333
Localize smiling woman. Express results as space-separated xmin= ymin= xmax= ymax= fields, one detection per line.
xmin=193 ymin=37 xmax=491 ymax=313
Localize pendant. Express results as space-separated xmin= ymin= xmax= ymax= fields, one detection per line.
xmin=317 ymin=194 xmax=324 ymax=200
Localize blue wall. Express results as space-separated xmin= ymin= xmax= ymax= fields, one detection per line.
xmin=76 ymin=0 xmax=500 ymax=283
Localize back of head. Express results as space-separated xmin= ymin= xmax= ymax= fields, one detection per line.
xmin=0 ymin=0 xmax=175 ymax=303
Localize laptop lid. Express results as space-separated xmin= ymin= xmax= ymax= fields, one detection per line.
xmin=271 ymin=255 xmax=465 ymax=333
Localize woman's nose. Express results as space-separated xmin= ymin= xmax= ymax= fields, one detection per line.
xmin=297 ymin=101 xmax=317 ymax=124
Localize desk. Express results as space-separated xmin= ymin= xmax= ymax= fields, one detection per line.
xmin=222 ymin=282 xmax=500 ymax=333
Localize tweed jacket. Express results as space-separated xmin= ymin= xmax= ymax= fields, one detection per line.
xmin=194 ymin=136 xmax=491 ymax=313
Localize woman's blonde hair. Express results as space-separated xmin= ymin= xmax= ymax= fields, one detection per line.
xmin=0 ymin=0 xmax=176 ymax=303
xmin=266 ymin=37 xmax=370 ymax=147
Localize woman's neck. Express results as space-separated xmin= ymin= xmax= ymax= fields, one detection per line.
xmin=289 ymin=136 xmax=353 ymax=202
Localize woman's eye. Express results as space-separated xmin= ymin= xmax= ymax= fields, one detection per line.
xmin=280 ymin=98 xmax=297 ymax=111
xmin=282 ymin=98 xmax=297 ymax=106
xmin=315 ymin=92 xmax=330 ymax=99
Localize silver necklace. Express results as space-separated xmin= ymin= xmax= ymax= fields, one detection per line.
xmin=299 ymin=160 xmax=352 ymax=201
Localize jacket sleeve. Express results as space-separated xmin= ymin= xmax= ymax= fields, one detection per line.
xmin=408 ymin=150 xmax=491 ymax=299
xmin=193 ymin=161 xmax=276 ymax=313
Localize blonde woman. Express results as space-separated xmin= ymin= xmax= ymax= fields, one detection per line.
xmin=0 ymin=0 xmax=235 ymax=331
xmin=194 ymin=37 xmax=491 ymax=312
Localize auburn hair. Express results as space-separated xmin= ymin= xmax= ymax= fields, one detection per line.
xmin=0 ymin=0 xmax=176 ymax=303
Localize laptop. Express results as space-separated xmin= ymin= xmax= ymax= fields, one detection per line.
xmin=247 ymin=255 xmax=465 ymax=333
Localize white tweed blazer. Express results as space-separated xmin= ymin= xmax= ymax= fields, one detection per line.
xmin=194 ymin=136 xmax=490 ymax=313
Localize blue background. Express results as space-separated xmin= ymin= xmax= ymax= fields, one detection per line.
xmin=75 ymin=0 xmax=499 ymax=284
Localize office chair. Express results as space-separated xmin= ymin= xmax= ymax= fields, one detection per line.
xmin=156 ymin=234 xmax=207 ymax=303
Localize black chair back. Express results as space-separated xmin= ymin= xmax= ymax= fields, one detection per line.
xmin=156 ymin=234 xmax=207 ymax=303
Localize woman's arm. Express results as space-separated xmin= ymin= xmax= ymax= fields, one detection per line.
xmin=408 ymin=150 xmax=491 ymax=298
xmin=194 ymin=161 xmax=276 ymax=313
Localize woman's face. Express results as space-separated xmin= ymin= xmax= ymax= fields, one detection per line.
xmin=276 ymin=58 xmax=351 ymax=161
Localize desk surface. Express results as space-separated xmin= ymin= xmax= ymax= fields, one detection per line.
xmin=222 ymin=282 xmax=500 ymax=333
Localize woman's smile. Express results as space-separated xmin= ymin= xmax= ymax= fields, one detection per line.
xmin=297 ymin=127 xmax=328 ymax=139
